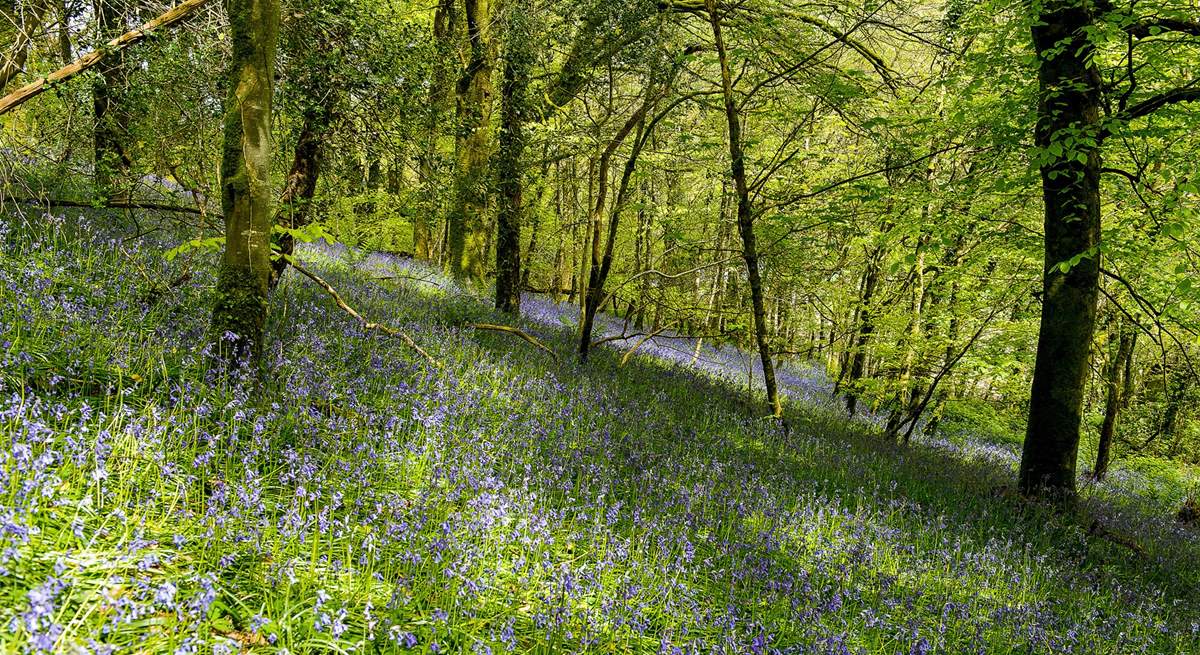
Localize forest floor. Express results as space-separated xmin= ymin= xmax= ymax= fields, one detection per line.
xmin=2 ymin=212 xmax=1199 ymax=654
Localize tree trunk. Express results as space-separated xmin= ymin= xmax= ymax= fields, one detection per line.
xmin=416 ymin=0 xmax=455 ymax=261
xmin=92 ymin=0 xmax=131 ymax=201
xmin=1019 ymin=0 xmax=1103 ymax=500
xmin=844 ymin=254 xmax=881 ymax=416
xmin=0 ymin=0 xmax=52 ymax=92
xmin=708 ymin=0 xmax=781 ymax=417
xmin=1093 ymin=322 xmax=1133 ymax=480
xmin=209 ymin=0 xmax=279 ymax=368
xmin=447 ymin=0 xmax=494 ymax=282
xmin=578 ymin=92 xmax=656 ymax=360
xmin=493 ymin=0 xmax=531 ymax=314
xmin=269 ymin=90 xmax=336 ymax=288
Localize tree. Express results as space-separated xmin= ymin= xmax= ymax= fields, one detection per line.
xmin=92 ymin=0 xmax=131 ymax=201
xmin=493 ymin=0 xmax=533 ymax=313
xmin=209 ymin=0 xmax=279 ymax=367
xmin=707 ymin=0 xmax=782 ymax=417
xmin=447 ymin=0 xmax=494 ymax=282
xmin=1019 ymin=0 xmax=1200 ymax=499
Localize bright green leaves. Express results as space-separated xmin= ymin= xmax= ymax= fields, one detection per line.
xmin=164 ymin=236 xmax=225 ymax=262
xmin=165 ymin=224 xmax=336 ymax=262
xmin=1052 ymin=244 xmax=1100 ymax=274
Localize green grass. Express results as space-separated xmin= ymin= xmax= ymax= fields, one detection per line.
xmin=0 ymin=213 xmax=1197 ymax=654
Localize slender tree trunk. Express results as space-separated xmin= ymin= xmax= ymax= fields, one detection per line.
xmin=708 ymin=0 xmax=781 ymax=417
xmin=56 ymin=0 xmax=72 ymax=64
xmin=269 ymin=90 xmax=336 ymax=288
xmin=493 ymin=0 xmax=531 ymax=314
xmin=886 ymin=242 xmax=926 ymax=438
xmin=0 ymin=0 xmax=52 ymax=92
xmin=1121 ymin=330 xmax=1137 ymax=410
xmin=578 ymin=93 xmax=656 ymax=360
xmin=210 ymin=0 xmax=279 ymax=368
xmin=1158 ymin=367 xmax=1189 ymax=445
xmin=1019 ymin=0 xmax=1103 ymax=500
xmin=417 ymin=0 xmax=455 ymax=261
xmin=844 ymin=246 xmax=883 ymax=416
xmin=1094 ymin=322 xmax=1133 ymax=480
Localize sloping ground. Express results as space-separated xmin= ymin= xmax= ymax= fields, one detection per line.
xmin=1 ymin=214 xmax=1198 ymax=654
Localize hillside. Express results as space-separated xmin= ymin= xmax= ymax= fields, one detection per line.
xmin=2 ymin=213 xmax=1198 ymax=654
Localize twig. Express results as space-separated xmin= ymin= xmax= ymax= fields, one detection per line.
xmin=288 ymin=258 xmax=438 ymax=367
xmin=467 ymin=323 xmax=559 ymax=363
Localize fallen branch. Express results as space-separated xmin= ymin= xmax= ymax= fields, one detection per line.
xmin=375 ymin=273 xmax=445 ymax=289
xmin=1087 ymin=520 xmax=1146 ymax=558
xmin=467 ymin=323 xmax=559 ymax=363
xmin=0 ymin=0 xmax=212 ymax=116
xmin=620 ymin=325 xmax=670 ymax=367
xmin=8 ymin=196 xmax=217 ymax=217
xmin=288 ymin=258 xmax=438 ymax=367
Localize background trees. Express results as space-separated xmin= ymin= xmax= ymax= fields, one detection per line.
xmin=1 ymin=0 xmax=1198 ymax=493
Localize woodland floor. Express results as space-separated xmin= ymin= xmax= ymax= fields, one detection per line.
xmin=1 ymin=211 xmax=1199 ymax=654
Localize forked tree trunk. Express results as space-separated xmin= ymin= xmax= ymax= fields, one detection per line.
xmin=578 ymin=93 xmax=656 ymax=360
xmin=209 ymin=0 xmax=279 ymax=368
xmin=1019 ymin=0 xmax=1103 ymax=500
xmin=269 ymin=91 xmax=336 ymax=288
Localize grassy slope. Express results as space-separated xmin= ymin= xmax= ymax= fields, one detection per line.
xmin=1 ymin=213 xmax=1198 ymax=654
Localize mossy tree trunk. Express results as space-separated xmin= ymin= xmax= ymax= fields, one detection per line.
xmin=448 ymin=0 xmax=494 ymax=283
xmin=92 ymin=0 xmax=131 ymax=201
xmin=493 ymin=0 xmax=532 ymax=314
xmin=209 ymin=0 xmax=279 ymax=369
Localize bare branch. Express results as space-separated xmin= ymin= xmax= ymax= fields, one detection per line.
xmin=0 ymin=0 xmax=212 ymax=116
xmin=467 ymin=323 xmax=559 ymax=363
xmin=288 ymin=258 xmax=439 ymax=367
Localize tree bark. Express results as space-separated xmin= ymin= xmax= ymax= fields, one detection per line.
xmin=708 ymin=0 xmax=781 ymax=417
xmin=1094 ymin=322 xmax=1132 ymax=480
xmin=493 ymin=0 xmax=531 ymax=314
xmin=209 ymin=0 xmax=278 ymax=368
xmin=447 ymin=0 xmax=494 ymax=283
xmin=1019 ymin=0 xmax=1103 ymax=500
xmin=92 ymin=0 xmax=131 ymax=201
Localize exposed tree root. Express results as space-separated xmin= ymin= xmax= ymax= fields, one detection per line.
xmin=288 ymin=258 xmax=438 ymax=367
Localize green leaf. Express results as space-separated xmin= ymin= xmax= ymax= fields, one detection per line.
xmin=164 ymin=236 xmax=225 ymax=262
